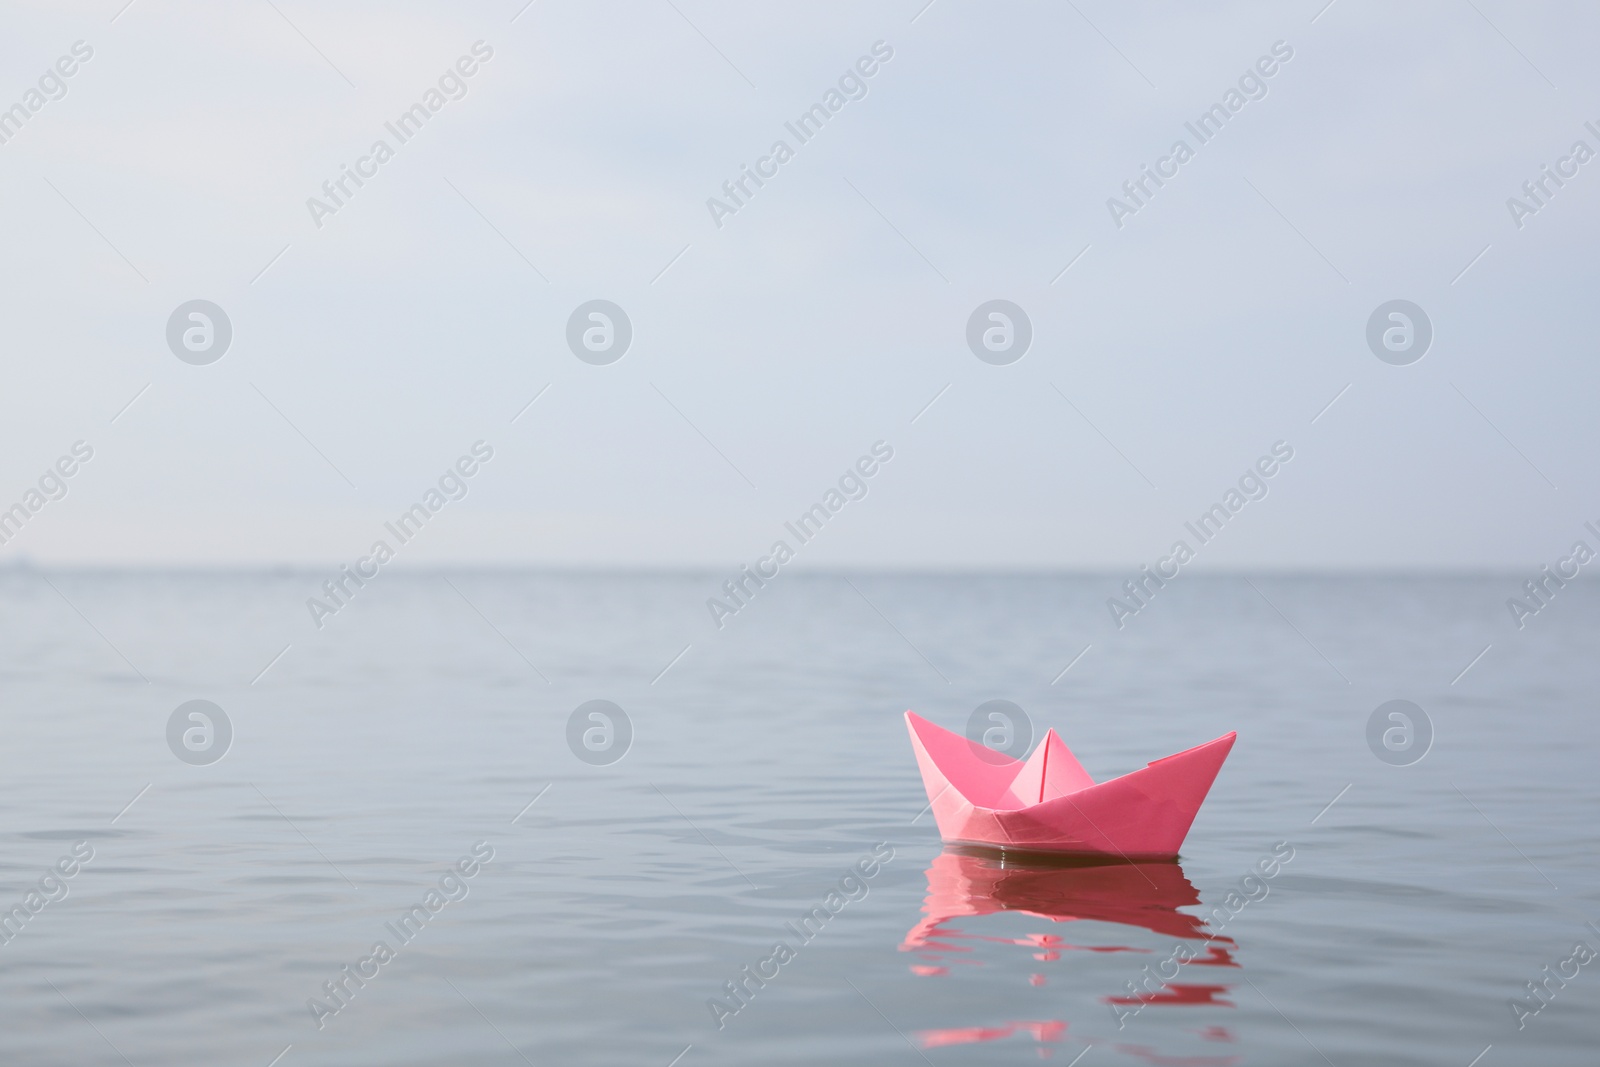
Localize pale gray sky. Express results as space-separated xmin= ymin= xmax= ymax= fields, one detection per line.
xmin=1 ymin=0 xmax=1594 ymax=568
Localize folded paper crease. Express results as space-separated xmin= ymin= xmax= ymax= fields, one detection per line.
xmin=905 ymin=711 xmax=1235 ymax=857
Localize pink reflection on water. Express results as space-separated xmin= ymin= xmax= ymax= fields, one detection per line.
xmin=1105 ymin=983 xmax=1234 ymax=1008
xmin=919 ymin=1018 xmax=1068 ymax=1049
xmin=902 ymin=846 xmax=1242 ymax=1056
xmin=903 ymin=847 xmax=1222 ymax=957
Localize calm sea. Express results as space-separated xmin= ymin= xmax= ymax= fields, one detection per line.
xmin=1 ymin=571 xmax=1596 ymax=1066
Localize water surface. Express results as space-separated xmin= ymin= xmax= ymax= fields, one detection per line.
xmin=1 ymin=571 xmax=1596 ymax=1066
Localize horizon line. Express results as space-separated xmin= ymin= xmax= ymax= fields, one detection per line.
xmin=0 ymin=561 xmax=1553 ymax=578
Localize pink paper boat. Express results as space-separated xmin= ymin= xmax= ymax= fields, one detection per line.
xmin=906 ymin=711 xmax=1235 ymax=858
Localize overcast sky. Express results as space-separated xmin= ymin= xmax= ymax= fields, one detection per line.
xmin=1 ymin=0 xmax=1595 ymax=569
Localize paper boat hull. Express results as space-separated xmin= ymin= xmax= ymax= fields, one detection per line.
xmin=906 ymin=712 xmax=1234 ymax=858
